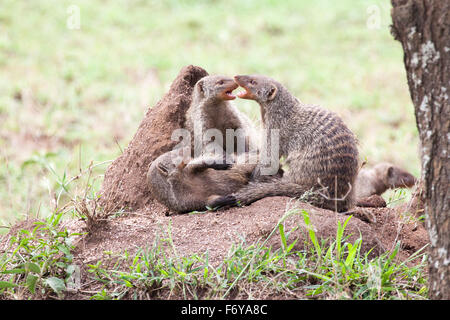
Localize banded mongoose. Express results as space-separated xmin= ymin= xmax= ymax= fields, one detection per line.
xmin=208 ymin=75 xmax=360 ymax=212
xmin=354 ymin=162 xmax=417 ymax=199
xmin=185 ymin=75 xmax=259 ymax=157
xmin=147 ymin=147 xmax=259 ymax=213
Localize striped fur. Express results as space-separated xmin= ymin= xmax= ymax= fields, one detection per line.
xmin=208 ymin=75 xmax=360 ymax=212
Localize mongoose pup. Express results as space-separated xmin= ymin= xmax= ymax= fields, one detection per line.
xmin=147 ymin=147 xmax=258 ymax=213
xmin=209 ymin=75 xmax=360 ymax=212
xmin=355 ymin=162 xmax=417 ymax=199
xmin=185 ymin=75 xmax=259 ymax=156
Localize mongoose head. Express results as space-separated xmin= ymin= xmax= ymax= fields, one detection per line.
xmin=194 ymin=75 xmax=239 ymax=101
xmin=375 ymin=162 xmax=417 ymax=189
xmin=153 ymin=147 xmax=191 ymax=180
xmin=234 ymin=75 xmax=279 ymax=103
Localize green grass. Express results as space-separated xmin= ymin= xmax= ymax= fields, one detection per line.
xmin=1 ymin=209 xmax=428 ymax=300
xmin=0 ymin=212 xmax=84 ymax=299
xmin=0 ymin=0 xmax=419 ymax=226
xmin=89 ymin=209 xmax=428 ymax=300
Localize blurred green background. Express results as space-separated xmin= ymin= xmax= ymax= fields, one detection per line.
xmin=0 ymin=0 xmax=419 ymax=227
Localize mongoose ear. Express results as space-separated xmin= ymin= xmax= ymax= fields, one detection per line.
xmin=196 ymin=79 xmax=205 ymax=96
xmin=387 ymin=166 xmax=394 ymax=178
xmin=157 ymin=163 xmax=169 ymax=176
xmin=267 ymin=84 xmax=278 ymax=101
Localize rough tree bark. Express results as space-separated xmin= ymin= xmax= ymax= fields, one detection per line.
xmin=391 ymin=0 xmax=449 ymax=299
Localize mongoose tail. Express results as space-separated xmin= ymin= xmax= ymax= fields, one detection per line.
xmin=208 ymin=180 xmax=352 ymax=212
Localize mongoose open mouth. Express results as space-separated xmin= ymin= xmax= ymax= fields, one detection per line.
xmin=220 ymin=83 xmax=239 ymax=100
xmin=236 ymin=88 xmax=253 ymax=99
xmin=223 ymin=89 xmax=236 ymax=100
xmin=233 ymin=76 xmax=255 ymax=99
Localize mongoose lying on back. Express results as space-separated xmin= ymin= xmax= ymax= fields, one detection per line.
xmin=147 ymin=147 xmax=258 ymax=213
xmin=208 ymin=75 xmax=360 ymax=212
xmin=354 ymin=162 xmax=417 ymax=199
xmin=185 ymin=75 xmax=259 ymax=156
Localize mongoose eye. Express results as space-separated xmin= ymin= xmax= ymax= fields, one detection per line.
xmin=250 ymin=80 xmax=257 ymax=85
xmin=217 ymin=80 xmax=224 ymax=85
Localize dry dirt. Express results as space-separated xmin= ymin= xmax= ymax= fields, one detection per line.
xmin=65 ymin=196 xmax=428 ymax=269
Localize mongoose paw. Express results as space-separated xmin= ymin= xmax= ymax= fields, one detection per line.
xmin=207 ymin=195 xmax=238 ymax=210
xmin=208 ymin=163 xmax=233 ymax=171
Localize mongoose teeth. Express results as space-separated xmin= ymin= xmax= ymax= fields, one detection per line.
xmin=223 ymin=90 xmax=236 ymax=100
xmin=237 ymin=89 xmax=249 ymax=98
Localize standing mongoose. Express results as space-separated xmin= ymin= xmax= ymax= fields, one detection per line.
xmin=354 ymin=162 xmax=417 ymax=199
xmin=208 ymin=75 xmax=360 ymax=212
xmin=147 ymin=147 xmax=259 ymax=213
xmin=185 ymin=75 xmax=259 ymax=157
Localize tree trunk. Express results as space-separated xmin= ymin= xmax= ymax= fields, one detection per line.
xmin=391 ymin=0 xmax=449 ymax=299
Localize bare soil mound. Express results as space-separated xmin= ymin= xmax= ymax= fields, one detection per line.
xmin=99 ymin=65 xmax=208 ymax=211
xmin=66 ymin=198 xmax=428 ymax=269
xmin=0 ymin=196 xmax=428 ymax=299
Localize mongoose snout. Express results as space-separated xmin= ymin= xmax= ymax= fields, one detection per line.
xmin=220 ymin=79 xmax=239 ymax=100
xmin=234 ymin=75 xmax=278 ymax=102
xmin=234 ymin=75 xmax=255 ymax=99
xmin=197 ymin=75 xmax=239 ymax=101
xmin=386 ymin=165 xmax=417 ymax=188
